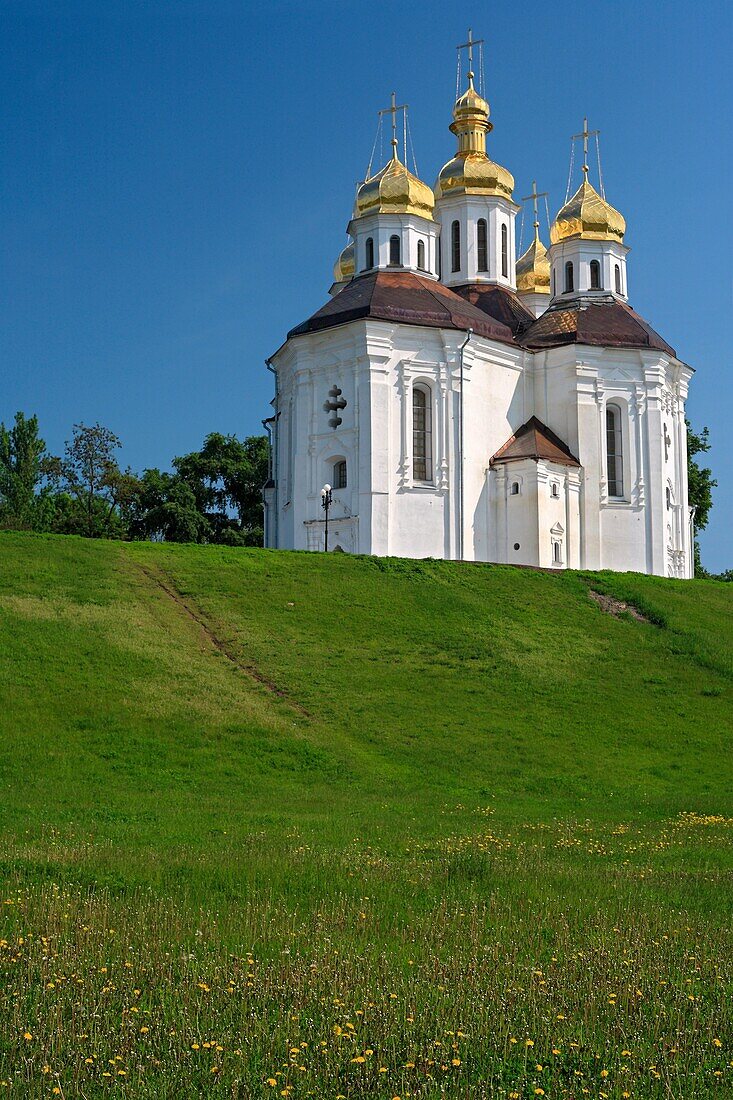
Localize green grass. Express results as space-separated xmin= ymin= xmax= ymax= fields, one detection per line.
xmin=0 ymin=532 xmax=731 ymax=1098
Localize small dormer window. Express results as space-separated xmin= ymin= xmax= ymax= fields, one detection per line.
xmin=389 ymin=235 xmax=401 ymax=266
xmin=590 ymin=259 xmax=601 ymax=289
xmin=565 ymin=261 xmax=574 ymax=293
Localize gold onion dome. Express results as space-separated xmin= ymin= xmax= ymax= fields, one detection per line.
xmin=516 ymin=228 xmax=550 ymax=294
xmin=333 ymin=241 xmax=355 ymax=283
xmin=435 ymin=72 xmax=514 ymax=200
xmin=356 ymin=142 xmax=435 ymax=221
xmin=550 ymin=175 xmax=626 ymax=244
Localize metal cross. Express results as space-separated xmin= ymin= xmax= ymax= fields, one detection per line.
xmin=457 ymin=27 xmax=484 ymax=71
xmin=521 ymin=180 xmax=548 ymax=229
xmin=378 ymin=91 xmax=407 ymax=157
xmin=572 ymin=116 xmax=600 ymax=173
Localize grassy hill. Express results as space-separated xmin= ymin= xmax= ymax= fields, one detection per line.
xmin=0 ymin=533 xmax=731 ymax=1098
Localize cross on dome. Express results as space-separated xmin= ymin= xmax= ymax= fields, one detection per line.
xmin=572 ymin=116 xmax=601 ymax=177
xmin=378 ymin=91 xmax=408 ymax=161
xmin=456 ymin=27 xmax=485 ymax=92
xmin=522 ymin=180 xmax=548 ymax=232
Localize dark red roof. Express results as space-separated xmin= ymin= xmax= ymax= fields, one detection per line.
xmin=288 ymin=271 xmax=517 ymax=344
xmin=490 ymin=416 xmax=580 ymax=467
xmin=451 ymin=283 xmax=535 ymax=337
xmin=520 ymin=295 xmax=676 ymax=356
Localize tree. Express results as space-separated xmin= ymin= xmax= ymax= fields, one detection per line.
xmin=127 ymin=433 xmax=268 ymax=545
xmin=172 ymin=433 xmax=268 ymax=545
xmin=127 ymin=469 xmax=211 ymax=543
xmin=57 ymin=423 xmax=137 ymax=538
xmin=0 ymin=412 xmax=57 ymax=530
xmin=687 ymin=420 xmax=716 ymax=577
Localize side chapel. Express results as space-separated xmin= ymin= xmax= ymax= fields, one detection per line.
xmin=263 ymin=32 xmax=694 ymax=577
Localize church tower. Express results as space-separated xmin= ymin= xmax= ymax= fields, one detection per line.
xmin=516 ymin=181 xmax=551 ymax=318
xmin=434 ymin=32 xmax=518 ymax=291
xmin=547 ymin=119 xmax=629 ymax=301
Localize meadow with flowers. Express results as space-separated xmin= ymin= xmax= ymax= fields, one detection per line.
xmin=0 ymin=532 xmax=731 ymax=1098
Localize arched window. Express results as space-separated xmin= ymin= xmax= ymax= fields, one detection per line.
xmin=333 ymin=460 xmax=347 ymax=489
xmin=477 ymin=219 xmax=488 ymax=272
xmin=551 ymin=482 xmax=560 ymax=498
xmin=412 ymin=386 xmax=432 ymax=482
xmin=510 ymin=481 xmax=520 ymax=496
xmin=590 ymin=259 xmax=601 ymax=290
xmin=565 ymin=261 xmax=574 ymax=293
xmin=614 ymin=263 xmax=622 ymax=294
xmin=501 ymin=223 xmax=508 ymax=277
xmin=451 ymin=220 xmax=461 ymax=272
xmin=365 ymin=237 xmax=374 ymax=269
xmin=553 ymin=540 xmax=562 ymax=565
xmin=552 ymin=268 xmax=556 ymax=296
xmin=389 ymin=235 xmax=401 ymax=265
xmin=606 ymin=404 xmax=624 ymax=498
xmin=417 ymin=239 xmax=426 ymax=271
xmin=666 ymin=486 xmax=671 ymax=510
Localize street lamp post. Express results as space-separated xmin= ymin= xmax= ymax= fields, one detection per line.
xmin=320 ymin=484 xmax=332 ymax=552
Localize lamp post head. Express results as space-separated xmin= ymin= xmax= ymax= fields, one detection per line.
xmin=321 ymin=484 xmax=332 ymax=497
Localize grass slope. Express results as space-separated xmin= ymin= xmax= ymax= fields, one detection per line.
xmin=0 ymin=533 xmax=731 ymax=1099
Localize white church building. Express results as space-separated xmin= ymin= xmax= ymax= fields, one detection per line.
xmin=263 ymin=41 xmax=694 ymax=577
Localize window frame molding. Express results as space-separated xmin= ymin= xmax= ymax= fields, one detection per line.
xmin=411 ymin=381 xmax=434 ymax=485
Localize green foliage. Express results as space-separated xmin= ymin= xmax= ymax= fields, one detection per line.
xmin=0 ymin=412 xmax=56 ymax=530
xmin=0 ymin=535 xmax=731 ymax=1096
xmin=130 ymin=432 xmax=268 ymax=545
xmin=686 ymin=420 xmax=717 ymax=576
xmin=54 ymin=422 xmax=138 ymax=538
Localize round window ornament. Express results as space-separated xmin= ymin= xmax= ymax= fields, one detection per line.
xmin=513 ymin=542 xmax=520 ymax=550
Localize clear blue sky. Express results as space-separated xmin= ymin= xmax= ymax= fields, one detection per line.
xmin=2 ymin=0 xmax=730 ymax=570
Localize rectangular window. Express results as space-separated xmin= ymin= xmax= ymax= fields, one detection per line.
xmin=606 ymin=408 xmax=624 ymax=497
xmin=412 ymin=388 xmax=432 ymax=482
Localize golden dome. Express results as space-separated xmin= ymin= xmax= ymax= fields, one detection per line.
xmin=550 ymin=175 xmax=626 ymax=244
xmin=436 ymin=152 xmax=514 ymax=200
xmin=356 ymin=144 xmax=435 ymax=221
xmin=435 ymin=72 xmax=514 ymax=200
xmin=333 ymin=241 xmax=355 ymax=283
xmin=516 ymin=227 xmax=550 ymax=294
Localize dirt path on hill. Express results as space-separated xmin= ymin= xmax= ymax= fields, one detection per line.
xmin=132 ymin=558 xmax=312 ymax=718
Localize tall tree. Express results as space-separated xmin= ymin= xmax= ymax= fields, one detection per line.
xmin=172 ymin=433 xmax=268 ymax=545
xmin=58 ymin=423 xmax=136 ymax=538
xmin=687 ymin=420 xmax=716 ymax=576
xmin=0 ymin=412 xmax=56 ymax=530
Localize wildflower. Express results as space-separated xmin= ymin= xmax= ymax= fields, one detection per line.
xmin=714 ymin=1039 xmax=723 ymax=1047
xmin=452 ymin=1058 xmax=461 ymax=1066
xmin=266 ymin=1080 xmax=277 ymax=1087
xmin=526 ymin=1039 xmax=535 ymax=1047
xmin=23 ymin=1032 xmax=32 ymax=1041
xmin=535 ymin=1091 xmax=545 ymax=1097
xmin=600 ymin=1069 xmax=609 ymax=1077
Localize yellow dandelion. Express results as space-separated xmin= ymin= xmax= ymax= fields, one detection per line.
xmin=23 ymin=1032 xmax=32 ymax=1041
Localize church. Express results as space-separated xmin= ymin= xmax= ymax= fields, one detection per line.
xmin=263 ymin=35 xmax=694 ymax=577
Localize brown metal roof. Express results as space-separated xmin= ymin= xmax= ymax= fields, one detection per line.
xmin=490 ymin=416 xmax=580 ymax=467
xmin=451 ymin=282 xmax=536 ymax=337
xmin=520 ymin=294 xmax=676 ymax=356
xmin=288 ymin=271 xmax=517 ymax=344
